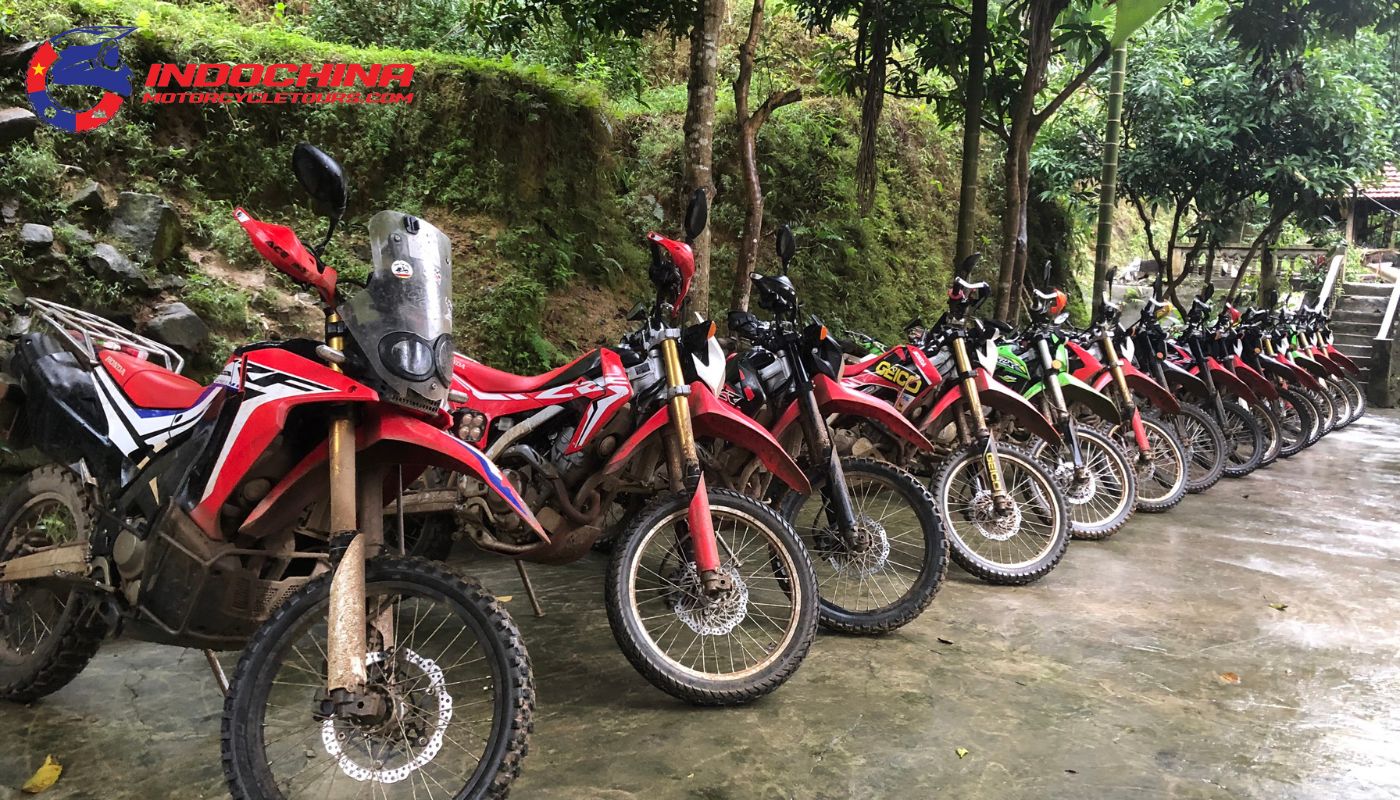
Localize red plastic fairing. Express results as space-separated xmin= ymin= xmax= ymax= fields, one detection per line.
xmin=1066 ymin=340 xmax=1106 ymax=383
xmin=239 ymin=404 xmax=546 ymax=541
xmin=1091 ymin=363 xmax=1182 ymax=415
xmin=1193 ymin=357 xmax=1257 ymax=405
xmin=1325 ymin=345 xmax=1361 ymax=376
xmin=919 ymin=369 xmax=1063 ymax=448
xmin=647 ymin=233 xmax=695 ymax=307
xmin=190 ymin=347 xmax=377 ymax=534
xmin=1279 ymin=354 xmax=1325 ymax=391
xmin=1230 ymin=356 xmax=1279 ymax=401
xmin=841 ymin=353 xmax=881 ymax=378
xmin=771 ymin=373 xmax=934 ymax=452
xmin=604 ymin=382 xmax=811 ymax=493
xmin=235 ymin=207 xmax=337 ymax=304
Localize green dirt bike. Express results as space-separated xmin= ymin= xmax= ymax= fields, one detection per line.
xmin=991 ymin=283 xmax=1137 ymax=541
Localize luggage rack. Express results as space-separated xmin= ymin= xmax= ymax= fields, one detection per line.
xmin=26 ymin=297 xmax=185 ymax=374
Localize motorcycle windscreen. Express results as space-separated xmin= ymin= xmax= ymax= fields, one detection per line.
xmin=341 ymin=211 xmax=455 ymax=405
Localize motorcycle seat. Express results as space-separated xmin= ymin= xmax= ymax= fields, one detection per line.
xmin=99 ymin=350 xmax=206 ymax=410
xmin=457 ymin=350 xmax=602 ymax=394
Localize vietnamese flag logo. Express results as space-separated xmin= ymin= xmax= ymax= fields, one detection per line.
xmin=27 ymin=26 xmax=136 ymax=133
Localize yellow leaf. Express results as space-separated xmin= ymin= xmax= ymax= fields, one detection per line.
xmin=1269 ymin=602 xmax=1288 ymax=612
xmin=497 ymin=595 xmax=513 ymax=603
xmin=955 ymin=748 xmax=969 ymax=759
xmin=21 ymin=755 xmax=61 ymax=794
xmin=1219 ymin=672 xmax=1241 ymax=685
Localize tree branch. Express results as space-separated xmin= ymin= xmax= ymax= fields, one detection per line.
xmin=1031 ymin=45 xmax=1112 ymax=130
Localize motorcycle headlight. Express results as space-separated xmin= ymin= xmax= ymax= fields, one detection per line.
xmin=434 ymin=334 xmax=454 ymax=383
xmin=380 ymin=332 xmax=436 ymax=381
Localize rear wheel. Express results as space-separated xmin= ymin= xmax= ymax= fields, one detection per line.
xmin=222 ymin=557 xmax=534 ymax=800
xmin=932 ymin=443 xmax=1070 ymax=585
xmin=781 ymin=458 xmax=948 ymax=635
xmin=1217 ymin=400 xmax=1264 ymax=478
xmin=606 ymin=489 xmax=819 ymax=705
xmin=0 ymin=466 xmax=107 ymax=703
xmin=1172 ymin=403 xmax=1226 ymax=494
xmin=1030 ymin=427 xmax=1136 ymax=540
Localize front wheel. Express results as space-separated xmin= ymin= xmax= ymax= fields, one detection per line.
xmin=1338 ymin=375 xmax=1367 ymax=425
xmin=1273 ymin=389 xmax=1314 ymax=458
xmin=781 ymin=457 xmax=948 ymax=634
xmin=222 ymin=557 xmax=534 ymax=800
xmin=1324 ymin=376 xmax=1355 ymax=429
xmin=1217 ymin=399 xmax=1264 ymax=478
xmin=1250 ymin=400 xmax=1282 ymax=468
xmin=1030 ymin=427 xmax=1137 ymax=540
xmin=932 ymin=443 xmax=1070 ymax=585
xmin=1173 ymin=403 xmax=1226 ymax=494
xmin=606 ymin=489 xmax=819 ymax=705
xmin=1117 ymin=414 xmax=1189 ymax=513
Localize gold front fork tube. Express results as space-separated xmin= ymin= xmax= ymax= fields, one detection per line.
xmin=324 ymin=313 xmax=367 ymax=694
xmin=660 ymin=337 xmax=699 ymax=472
xmin=952 ymin=338 xmax=988 ymax=433
xmin=1103 ymin=335 xmax=1133 ymax=408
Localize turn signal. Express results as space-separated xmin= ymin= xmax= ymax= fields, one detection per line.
xmin=819 ymin=325 xmax=829 ymax=340
xmin=707 ymin=321 xmax=717 ymax=338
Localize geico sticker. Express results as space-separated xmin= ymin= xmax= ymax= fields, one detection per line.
xmin=391 ymin=260 xmax=413 ymax=279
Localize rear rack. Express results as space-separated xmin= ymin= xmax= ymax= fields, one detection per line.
xmin=26 ymin=297 xmax=185 ymax=374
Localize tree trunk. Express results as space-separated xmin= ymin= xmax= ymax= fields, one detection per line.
xmin=1091 ymin=44 xmax=1128 ymax=315
xmin=954 ymin=0 xmax=988 ymax=264
xmin=731 ymin=0 xmax=801 ymax=314
xmin=1226 ymin=203 xmax=1293 ymax=299
xmin=856 ymin=0 xmax=888 ymax=215
xmin=683 ymin=0 xmax=726 ymax=318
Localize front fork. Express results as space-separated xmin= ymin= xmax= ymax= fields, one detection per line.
xmin=953 ymin=337 xmax=1011 ymax=512
xmin=1100 ymin=334 xmax=1151 ymax=457
xmin=659 ymin=336 xmax=728 ymax=594
xmin=793 ymin=375 xmax=860 ymax=538
xmin=1036 ymin=339 xmax=1086 ymax=478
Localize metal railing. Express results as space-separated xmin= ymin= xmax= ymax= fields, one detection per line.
xmin=1375 ymin=277 xmax=1400 ymax=344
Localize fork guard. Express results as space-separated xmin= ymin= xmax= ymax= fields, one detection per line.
xmin=920 ymin=368 xmax=1062 ymax=448
xmin=605 ymin=381 xmax=811 ymax=494
xmin=770 ymin=373 xmax=934 ymax=453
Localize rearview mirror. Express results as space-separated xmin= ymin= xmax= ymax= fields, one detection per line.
xmin=775 ymin=225 xmax=796 ymax=271
xmin=292 ymin=143 xmax=347 ymax=222
xmin=1202 ymin=282 xmax=1215 ymax=301
xmin=1265 ymin=288 xmax=1278 ymax=309
xmin=957 ymin=253 xmax=980 ymax=278
xmin=626 ymin=302 xmax=648 ymax=322
xmin=684 ymin=188 xmax=708 ymax=242
xmin=1106 ymin=267 xmax=1117 ymax=291
xmin=1042 ymin=260 xmax=1052 ymax=284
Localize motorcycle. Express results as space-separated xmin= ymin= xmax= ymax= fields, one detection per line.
xmin=427 ymin=190 xmax=820 ymax=706
xmin=0 ymin=145 xmax=537 ymax=798
xmin=719 ymin=226 xmax=948 ymax=634
xmin=992 ymin=272 xmax=1138 ymax=540
xmin=842 ymin=255 xmax=1070 ymax=585
xmin=1065 ymin=275 xmax=1190 ymax=513
xmin=1231 ymin=297 xmax=1318 ymax=457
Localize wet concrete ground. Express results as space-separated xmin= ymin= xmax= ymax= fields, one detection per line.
xmin=2 ymin=411 xmax=1399 ymax=799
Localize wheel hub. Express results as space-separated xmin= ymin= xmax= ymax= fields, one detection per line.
xmin=817 ymin=515 xmax=891 ymax=577
xmin=970 ymin=490 xmax=1022 ymax=541
xmin=321 ymin=648 xmax=453 ymax=784
xmin=671 ymin=563 xmax=749 ymax=636
xmin=1054 ymin=461 xmax=1097 ymax=505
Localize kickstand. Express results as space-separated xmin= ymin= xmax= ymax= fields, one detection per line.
xmin=514 ymin=559 xmax=545 ymax=618
xmin=204 ymin=649 xmax=229 ymax=696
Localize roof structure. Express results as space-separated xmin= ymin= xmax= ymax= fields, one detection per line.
xmin=1361 ymin=164 xmax=1400 ymax=200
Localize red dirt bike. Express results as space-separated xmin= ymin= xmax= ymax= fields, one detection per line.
xmin=717 ymin=226 xmax=948 ymax=634
xmin=840 ymin=255 xmax=1071 ymax=586
xmin=1292 ymin=304 xmax=1367 ymax=427
xmin=412 ymin=191 xmax=820 ymax=706
xmin=1065 ymin=277 xmax=1189 ymax=513
xmin=0 ymin=145 xmax=538 ymax=798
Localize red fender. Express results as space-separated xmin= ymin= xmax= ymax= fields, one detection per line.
xmin=920 ymin=369 xmax=1062 ymax=448
xmin=1279 ymin=354 xmax=1325 ymax=391
xmin=1230 ymin=356 xmax=1279 ymax=401
xmin=771 ymin=373 xmax=934 ymax=453
xmin=1325 ymin=345 xmax=1361 ymax=376
xmin=605 ymin=382 xmax=811 ymax=494
xmin=1309 ymin=348 xmax=1346 ymax=378
xmin=1256 ymin=354 xmax=1298 ymax=384
xmin=1191 ymin=357 xmax=1257 ymax=405
xmin=239 ymin=405 xmax=546 ymax=541
xmin=1091 ymin=363 xmax=1181 ymax=415
xmin=1290 ymin=351 xmax=1330 ymax=380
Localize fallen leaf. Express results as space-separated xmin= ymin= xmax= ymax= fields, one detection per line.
xmin=21 ymin=755 xmax=61 ymax=794
xmin=937 ymin=637 xmax=954 ymax=645
xmin=497 ymin=595 xmax=513 ymax=603
xmin=1269 ymin=602 xmax=1288 ymax=612
xmin=1218 ymin=672 xmax=1241 ymax=684
xmin=955 ymin=747 xmax=969 ymax=759
xmin=1065 ymin=769 xmax=1079 ymax=774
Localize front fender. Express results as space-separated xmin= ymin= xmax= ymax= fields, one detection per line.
xmin=1197 ymin=358 xmax=1257 ymax=405
xmin=605 ymin=382 xmax=811 ymax=494
xmin=239 ymin=406 xmax=546 ymax=541
xmin=1280 ymin=355 xmax=1325 ymax=391
xmin=1092 ymin=364 xmax=1181 ymax=415
xmin=922 ymin=369 xmax=1062 ymax=448
xmin=772 ymin=373 xmax=933 ymax=452
xmin=1256 ymin=354 xmax=1297 ymax=383
xmin=1325 ymin=345 xmax=1361 ymax=376
xmin=1160 ymin=360 xmax=1209 ymax=402
xmin=1059 ymin=374 xmax=1121 ymax=424
xmin=1230 ymin=357 xmax=1278 ymax=401
xmin=1310 ymin=349 xmax=1346 ymax=378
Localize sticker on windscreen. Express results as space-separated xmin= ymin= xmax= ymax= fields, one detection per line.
xmin=391 ymin=260 xmax=414 ymax=279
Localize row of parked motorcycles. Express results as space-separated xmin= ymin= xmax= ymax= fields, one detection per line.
xmin=0 ymin=144 xmax=1367 ymax=799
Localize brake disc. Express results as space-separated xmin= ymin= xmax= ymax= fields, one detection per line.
xmin=819 ymin=515 xmax=891 ymax=577
xmin=970 ymin=490 xmax=1022 ymax=541
xmin=322 ymin=648 xmax=453 ymax=783
xmin=671 ymin=563 xmax=749 ymax=636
